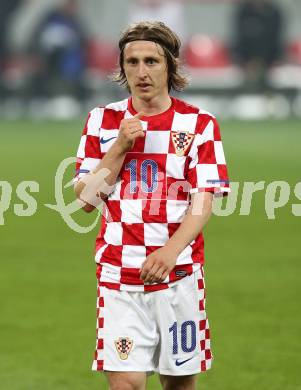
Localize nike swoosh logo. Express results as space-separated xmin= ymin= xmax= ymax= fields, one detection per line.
xmin=175 ymin=357 xmax=193 ymax=366
xmin=100 ymin=136 xmax=117 ymax=144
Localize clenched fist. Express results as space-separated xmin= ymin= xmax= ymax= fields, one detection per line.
xmin=115 ymin=112 xmax=145 ymax=153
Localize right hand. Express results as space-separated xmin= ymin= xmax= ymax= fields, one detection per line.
xmin=115 ymin=112 xmax=145 ymax=152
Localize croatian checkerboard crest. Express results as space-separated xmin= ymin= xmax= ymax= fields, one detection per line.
xmin=114 ymin=337 xmax=133 ymax=360
xmin=171 ymin=131 xmax=194 ymax=157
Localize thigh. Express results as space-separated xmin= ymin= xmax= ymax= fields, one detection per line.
xmin=159 ymin=374 xmax=197 ymax=390
xmin=105 ymin=371 xmax=146 ymax=390
xmin=92 ymin=285 xmax=158 ymax=373
xmin=154 ymin=268 xmax=213 ymax=376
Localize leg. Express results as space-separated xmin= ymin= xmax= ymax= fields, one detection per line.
xmin=105 ymin=371 xmax=146 ymax=390
xmin=92 ymin=286 xmax=157 ymax=384
xmin=153 ymin=270 xmax=212 ymax=380
xmin=159 ymin=374 xmax=197 ymax=390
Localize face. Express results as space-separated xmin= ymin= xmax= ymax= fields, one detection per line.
xmin=123 ymin=40 xmax=169 ymax=102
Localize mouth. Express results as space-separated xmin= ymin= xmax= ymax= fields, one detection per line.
xmin=137 ymin=83 xmax=151 ymax=89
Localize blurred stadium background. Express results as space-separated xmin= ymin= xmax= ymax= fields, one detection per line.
xmin=1 ymin=1 xmax=300 ymax=389
xmin=1 ymin=0 xmax=301 ymax=119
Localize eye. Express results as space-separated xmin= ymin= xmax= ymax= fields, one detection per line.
xmin=126 ymin=58 xmax=137 ymax=65
xmin=146 ymin=58 xmax=157 ymax=65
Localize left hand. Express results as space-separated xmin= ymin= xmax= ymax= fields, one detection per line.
xmin=139 ymin=246 xmax=178 ymax=284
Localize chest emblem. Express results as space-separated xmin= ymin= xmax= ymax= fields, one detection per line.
xmin=171 ymin=131 xmax=194 ymax=157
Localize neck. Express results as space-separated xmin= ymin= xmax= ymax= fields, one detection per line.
xmin=131 ymin=94 xmax=172 ymax=116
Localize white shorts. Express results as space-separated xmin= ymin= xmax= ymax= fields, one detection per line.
xmin=92 ymin=268 xmax=212 ymax=376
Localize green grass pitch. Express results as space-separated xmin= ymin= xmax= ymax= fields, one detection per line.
xmin=0 ymin=118 xmax=300 ymax=389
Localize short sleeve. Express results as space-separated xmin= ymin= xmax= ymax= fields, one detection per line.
xmin=187 ymin=117 xmax=230 ymax=196
xmin=74 ymin=107 xmax=104 ymax=183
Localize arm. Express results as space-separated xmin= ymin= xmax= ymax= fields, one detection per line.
xmin=140 ymin=191 xmax=213 ymax=283
xmin=74 ymin=112 xmax=144 ymax=212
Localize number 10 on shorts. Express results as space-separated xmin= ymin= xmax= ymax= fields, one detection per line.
xmin=169 ymin=321 xmax=197 ymax=354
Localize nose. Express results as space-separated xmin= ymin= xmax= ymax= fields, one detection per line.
xmin=137 ymin=61 xmax=147 ymax=78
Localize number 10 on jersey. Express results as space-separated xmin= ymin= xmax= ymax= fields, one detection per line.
xmin=125 ymin=158 xmax=159 ymax=194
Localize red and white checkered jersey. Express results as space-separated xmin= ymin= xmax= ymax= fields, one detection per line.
xmin=74 ymin=97 xmax=230 ymax=292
